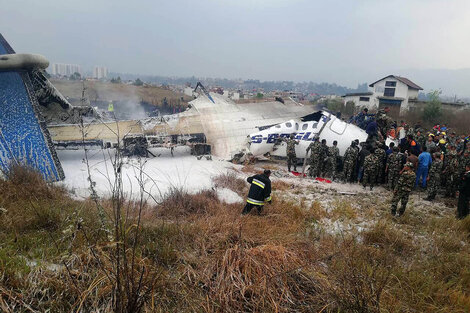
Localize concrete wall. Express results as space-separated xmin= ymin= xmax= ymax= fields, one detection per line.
xmin=343 ymin=95 xmax=377 ymax=110
xmin=372 ymin=77 xmax=409 ymax=99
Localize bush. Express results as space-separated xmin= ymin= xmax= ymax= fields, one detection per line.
xmin=422 ymin=90 xmax=442 ymax=124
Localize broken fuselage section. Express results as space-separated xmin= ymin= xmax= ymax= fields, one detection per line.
xmin=248 ymin=111 xmax=368 ymax=158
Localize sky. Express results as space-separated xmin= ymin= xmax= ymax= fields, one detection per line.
xmin=2 ymin=0 xmax=470 ymax=95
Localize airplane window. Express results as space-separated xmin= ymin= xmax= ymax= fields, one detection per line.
xmin=302 ymin=124 xmax=308 ymax=130
xmin=286 ymin=122 xmax=292 ymax=127
xmin=275 ymin=125 xmax=281 ymax=128
xmin=295 ymin=123 xmax=299 ymax=130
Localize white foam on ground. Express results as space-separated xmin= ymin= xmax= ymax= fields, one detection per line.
xmin=56 ymin=147 xmax=235 ymax=202
xmin=216 ymin=187 xmax=243 ymax=204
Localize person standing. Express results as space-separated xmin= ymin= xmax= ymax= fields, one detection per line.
xmin=363 ymin=149 xmax=378 ymax=190
xmin=357 ymin=144 xmax=371 ymax=183
xmin=375 ymin=146 xmax=387 ymax=184
xmin=444 ymin=150 xmax=459 ymax=198
xmin=425 ymin=152 xmax=443 ymax=201
xmin=343 ymin=141 xmax=359 ymax=182
xmin=386 ymin=146 xmax=399 ymax=190
xmin=416 ymin=146 xmax=432 ymax=188
xmin=325 ymin=140 xmax=339 ymax=179
xmin=391 ymin=162 xmax=416 ymax=217
xmin=306 ymin=139 xmax=322 ymax=177
xmin=242 ymin=169 xmax=272 ymax=215
xmin=457 ymin=165 xmax=470 ymax=219
xmin=282 ymin=134 xmax=299 ymax=172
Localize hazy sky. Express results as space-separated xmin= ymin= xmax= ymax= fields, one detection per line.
xmin=2 ymin=0 xmax=470 ymax=94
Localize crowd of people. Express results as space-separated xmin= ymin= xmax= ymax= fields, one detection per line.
xmin=282 ymin=107 xmax=470 ymax=219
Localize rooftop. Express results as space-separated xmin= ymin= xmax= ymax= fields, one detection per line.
xmin=369 ymin=75 xmax=423 ymax=90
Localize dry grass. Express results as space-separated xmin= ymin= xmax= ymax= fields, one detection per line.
xmin=0 ymin=167 xmax=469 ymax=312
xmin=212 ymin=173 xmax=247 ymax=196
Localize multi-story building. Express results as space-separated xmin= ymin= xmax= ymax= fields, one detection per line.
xmin=50 ymin=63 xmax=82 ymax=76
xmin=93 ymin=66 xmax=108 ymax=79
xmin=343 ymin=75 xmax=423 ymax=114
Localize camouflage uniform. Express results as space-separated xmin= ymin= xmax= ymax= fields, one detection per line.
xmin=363 ymin=153 xmax=378 ymax=189
xmin=325 ymin=145 xmax=339 ymax=179
xmin=376 ymin=112 xmax=393 ymax=139
xmin=388 ymin=151 xmax=404 ymax=190
xmin=391 ymin=167 xmax=416 ymax=216
xmin=416 ymin=132 xmax=426 ymax=150
xmin=319 ymin=143 xmax=329 ymax=176
xmin=387 ymin=151 xmax=397 ymax=189
xmin=307 ymin=141 xmax=322 ymax=177
xmin=343 ymin=144 xmax=359 ymax=182
xmin=375 ymin=148 xmax=386 ymax=184
xmin=283 ymin=137 xmax=299 ymax=172
xmin=426 ymin=157 xmax=442 ymax=200
xmin=444 ymin=151 xmax=459 ymax=197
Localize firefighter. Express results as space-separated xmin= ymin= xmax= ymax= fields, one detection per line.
xmin=242 ymin=169 xmax=272 ymax=215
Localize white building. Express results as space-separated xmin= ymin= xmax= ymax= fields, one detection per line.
xmin=342 ymin=92 xmax=374 ymax=109
xmin=93 ymin=66 xmax=108 ymax=79
xmin=343 ymin=75 xmax=423 ymax=114
xmin=369 ymin=75 xmax=422 ymax=111
xmin=50 ymin=63 xmax=82 ymax=76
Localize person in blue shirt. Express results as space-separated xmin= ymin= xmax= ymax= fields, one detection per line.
xmin=416 ymin=146 xmax=432 ymax=188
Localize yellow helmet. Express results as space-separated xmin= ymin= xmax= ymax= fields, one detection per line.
xmin=439 ymin=139 xmax=446 ymax=144
xmin=441 ymin=132 xmax=446 ymax=136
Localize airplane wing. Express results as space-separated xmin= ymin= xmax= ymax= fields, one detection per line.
xmin=0 ymin=33 xmax=64 ymax=181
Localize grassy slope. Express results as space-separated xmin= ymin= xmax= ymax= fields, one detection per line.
xmin=0 ymin=167 xmax=469 ymax=312
xmin=51 ymin=79 xmax=192 ymax=106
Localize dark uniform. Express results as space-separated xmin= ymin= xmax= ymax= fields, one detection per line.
xmin=242 ymin=172 xmax=272 ymax=215
xmin=391 ymin=163 xmax=416 ymax=216
xmin=457 ymin=170 xmax=470 ymax=219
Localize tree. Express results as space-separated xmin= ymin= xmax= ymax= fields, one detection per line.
xmin=256 ymin=92 xmax=264 ymax=99
xmin=325 ymin=98 xmax=344 ymax=112
xmin=422 ymin=90 xmax=442 ymax=124
xmin=134 ymin=78 xmax=144 ymax=86
xmin=69 ymin=72 xmax=81 ymax=80
xmin=111 ymin=76 xmax=122 ymax=84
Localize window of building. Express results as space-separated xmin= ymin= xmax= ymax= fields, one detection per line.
xmin=359 ymin=97 xmax=370 ymax=102
xmin=385 ymin=81 xmax=396 ymax=87
xmin=384 ymin=88 xmax=395 ymax=97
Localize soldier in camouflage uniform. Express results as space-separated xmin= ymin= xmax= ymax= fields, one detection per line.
xmin=282 ymin=134 xmax=299 ymax=172
xmin=306 ymin=139 xmax=322 ymax=177
xmin=416 ymin=130 xmax=426 ymax=150
xmin=375 ymin=146 xmax=386 ymax=184
xmin=387 ymin=147 xmax=402 ymax=190
xmin=457 ymin=149 xmax=470 ymax=183
xmin=425 ymin=152 xmax=443 ymax=200
xmin=319 ymin=139 xmax=329 ymax=176
xmin=343 ymin=141 xmax=359 ymax=182
xmin=324 ymin=140 xmax=339 ymax=179
xmin=443 ymin=149 xmax=459 ymax=197
xmin=391 ymin=162 xmax=416 ymax=216
xmin=363 ymin=148 xmax=378 ymax=190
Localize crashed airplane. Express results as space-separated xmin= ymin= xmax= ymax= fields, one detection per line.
xmin=0 ymin=33 xmax=370 ymax=182
xmin=0 ymin=34 xmax=64 ymax=181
